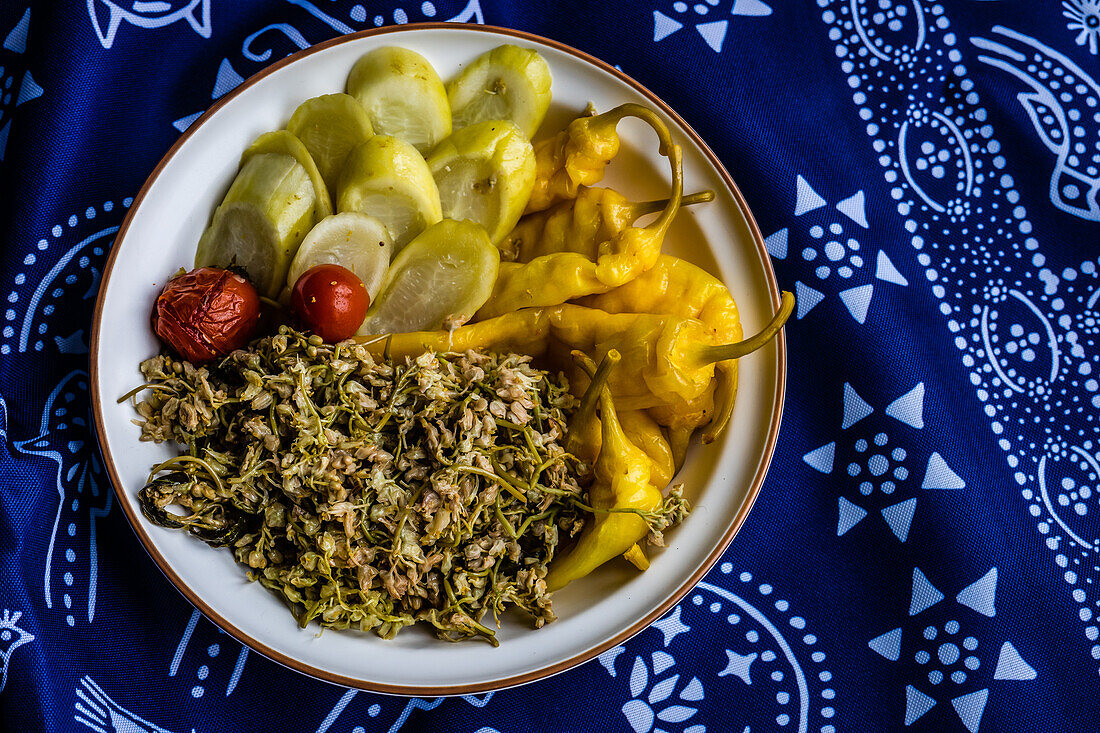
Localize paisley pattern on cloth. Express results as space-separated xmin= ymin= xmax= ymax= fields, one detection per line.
xmin=1 ymin=2 xmax=1097 ymax=731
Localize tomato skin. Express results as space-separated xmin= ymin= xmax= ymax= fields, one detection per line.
xmin=290 ymin=264 xmax=370 ymax=343
xmin=152 ymin=267 xmax=261 ymax=364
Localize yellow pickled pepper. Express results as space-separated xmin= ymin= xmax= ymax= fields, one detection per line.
xmin=569 ymin=351 xmax=676 ymax=573
xmin=565 ymin=350 xmax=676 ymax=488
xmin=581 ymin=254 xmax=745 ymax=449
xmin=546 ymin=352 xmax=666 ymax=591
xmin=357 ymin=307 xmax=554 ymax=359
xmin=500 ymin=188 xmax=714 ymax=264
xmin=475 ymin=145 xmax=684 ymax=320
xmin=526 ymin=103 xmax=676 ymax=215
xmin=355 ymin=293 xmax=794 ymax=426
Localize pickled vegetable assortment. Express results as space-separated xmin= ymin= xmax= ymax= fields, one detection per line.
xmin=138 ymin=42 xmax=793 ymax=643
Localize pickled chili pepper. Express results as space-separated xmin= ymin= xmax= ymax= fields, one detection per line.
xmin=526 ymin=103 xmax=676 ymax=215
xmin=544 ymin=297 xmax=793 ymax=412
xmin=564 ymin=349 xmax=620 ymax=470
xmin=568 ymin=350 xmax=675 ymax=488
xmin=620 ymin=410 xmax=675 ymax=489
xmin=357 ymin=306 xmax=554 ymax=358
xmin=650 ymin=388 xmax=715 ymax=471
xmin=546 ymin=351 xmax=666 ymax=591
xmin=581 ymin=254 xmax=744 ymax=444
xmin=475 ymin=144 xmax=684 ymax=319
xmin=356 ymin=291 xmax=794 ymax=419
xmin=569 ymin=352 xmax=676 ymax=573
xmin=500 ymin=188 xmax=714 ymax=264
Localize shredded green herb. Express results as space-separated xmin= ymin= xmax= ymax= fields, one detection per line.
xmin=132 ymin=327 xmax=591 ymax=645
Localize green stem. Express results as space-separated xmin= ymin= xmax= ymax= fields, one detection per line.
xmin=572 ymin=349 xmax=620 ymax=425
xmin=147 ymin=455 xmax=225 ymax=495
xmin=595 ymin=103 xmax=682 ymax=235
xmin=647 ymin=144 xmax=682 ymax=237
xmin=493 ymin=500 xmax=517 ymax=539
xmin=598 ymin=103 xmax=675 ymax=157
xmin=451 ymin=465 xmax=527 ymax=503
xmin=694 ymin=291 xmax=795 ymax=365
xmin=116 ymin=382 xmax=177 ymax=404
xmin=627 ymin=190 xmax=714 ymax=220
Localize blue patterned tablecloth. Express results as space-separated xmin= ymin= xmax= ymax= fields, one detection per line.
xmin=3 ymin=1 xmax=1100 ymax=731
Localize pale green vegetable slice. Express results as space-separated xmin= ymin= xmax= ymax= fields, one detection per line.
xmin=241 ymin=130 xmax=333 ymax=218
xmin=195 ymin=152 xmax=316 ymax=298
xmin=287 ymin=212 xmax=393 ymax=301
xmin=337 ymin=135 xmax=443 ymax=253
xmin=346 ymin=47 xmax=451 ymax=154
xmin=427 ymin=120 xmax=535 ymax=245
xmin=286 ymin=93 xmax=374 ymax=197
xmin=358 ymin=219 xmax=499 ymax=334
xmin=447 ymin=45 xmax=552 ymax=138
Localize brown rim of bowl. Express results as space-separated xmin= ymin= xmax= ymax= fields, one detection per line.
xmin=89 ymin=22 xmax=786 ymax=696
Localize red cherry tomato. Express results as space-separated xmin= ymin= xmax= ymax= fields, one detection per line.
xmin=291 ymin=264 xmax=370 ymax=343
xmin=152 ymin=267 xmax=261 ymax=364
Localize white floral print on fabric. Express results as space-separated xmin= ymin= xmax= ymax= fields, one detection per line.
xmin=171 ymin=0 xmax=485 ymax=133
xmin=0 ymin=7 xmax=44 ymax=162
xmin=868 ymin=567 xmax=1037 ymax=731
xmin=0 ymin=609 xmax=34 ymax=693
xmin=1063 ymin=0 xmax=1100 ymax=55
xmin=602 ymin=567 xmax=839 ymax=733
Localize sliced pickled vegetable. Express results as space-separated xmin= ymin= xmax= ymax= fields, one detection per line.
xmin=337 ymin=135 xmax=443 ymax=252
xmin=447 ymin=45 xmax=552 ymax=138
xmin=287 ymin=212 xmax=392 ymax=301
xmin=286 ymin=93 xmax=374 ymax=196
xmin=241 ymin=130 xmax=333 ymax=218
xmin=346 ymin=47 xmax=451 ymax=154
xmin=195 ymin=152 xmax=317 ymax=298
xmin=427 ymin=120 xmax=535 ymax=245
xmin=357 ymin=219 xmax=499 ymax=334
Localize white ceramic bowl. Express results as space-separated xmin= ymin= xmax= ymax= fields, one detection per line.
xmin=91 ymin=24 xmax=785 ymax=695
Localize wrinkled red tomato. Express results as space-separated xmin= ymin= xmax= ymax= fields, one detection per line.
xmin=152 ymin=267 xmax=261 ymax=363
xmin=291 ymin=264 xmax=369 ymax=343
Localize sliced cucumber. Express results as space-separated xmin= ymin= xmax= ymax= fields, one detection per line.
xmin=195 ymin=152 xmax=317 ymax=298
xmin=447 ymin=45 xmax=552 ymax=138
xmin=287 ymin=212 xmax=393 ymax=301
xmin=427 ymin=120 xmax=535 ymax=245
xmin=337 ymin=135 xmax=443 ymax=253
xmin=241 ymin=130 xmax=333 ymax=218
xmin=346 ymin=47 xmax=451 ymax=155
xmin=357 ymin=219 xmax=499 ymax=334
xmin=286 ymin=93 xmax=374 ymax=197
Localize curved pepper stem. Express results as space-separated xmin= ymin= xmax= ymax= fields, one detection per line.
xmin=592 ymin=103 xmax=677 ymax=157
xmin=626 ymin=190 xmax=715 ymax=220
xmin=646 ymin=143 xmax=683 ymax=238
xmin=590 ymin=103 xmax=683 ymax=236
xmin=693 ymin=290 xmax=795 ymax=365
